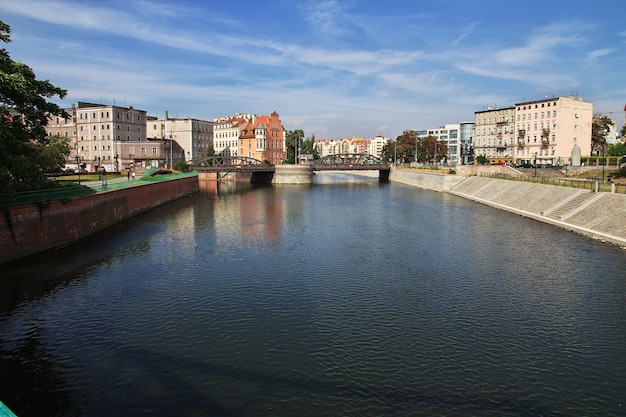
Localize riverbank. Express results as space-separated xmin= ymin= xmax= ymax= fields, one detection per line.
xmin=0 ymin=175 xmax=198 ymax=264
xmin=390 ymin=167 xmax=626 ymax=248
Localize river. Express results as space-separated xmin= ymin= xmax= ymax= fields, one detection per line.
xmin=1 ymin=172 xmax=625 ymax=416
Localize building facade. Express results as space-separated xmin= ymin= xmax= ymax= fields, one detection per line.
xmin=417 ymin=124 xmax=464 ymax=164
xmin=473 ymin=106 xmax=516 ymax=164
xmin=213 ymin=113 xmax=254 ymax=157
xmin=514 ymin=96 xmax=592 ymax=165
xmin=472 ymin=96 xmax=593 ymax=166
xmin=459 ymin=121 xmax=475 ymax=164
xmin=314 ymin=136 xmax=390 ymax=159
xmin=238 ymin=111 xmax=286 ymax=164
xmin=46 ymin=102 xmax=148 ymax=172
xmin=146 ymin=116 xmax=214 ymax=166
xmin=213 ymin=112 xmax=286 ymax=164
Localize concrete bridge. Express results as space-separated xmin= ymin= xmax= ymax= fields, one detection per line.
xmin=191 ymin=154 xmax=391 ymax=184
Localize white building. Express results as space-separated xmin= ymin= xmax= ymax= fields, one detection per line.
xmin=416 ymin=123 xmax=469 ymax=164
xmin=315 ymin=136 xmax=389 ymax=159
xmin=212 ymin=114 xmax=255 ymax=157
xmin=146 ymin=115 xmax=214 ymax=164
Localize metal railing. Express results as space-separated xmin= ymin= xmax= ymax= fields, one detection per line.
xmin=1 ymin=171 xmax=198 ymax=208
xmin=479 ymin=172 xmax=626 ymax=194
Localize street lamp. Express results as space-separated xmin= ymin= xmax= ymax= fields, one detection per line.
xmin=74 ymin=143 xmax=81 ymax=185
xmin=295 ymin=135 xmax=300 ymax=164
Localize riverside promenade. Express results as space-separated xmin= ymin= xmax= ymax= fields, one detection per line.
xmin=390 ymin=167 xmax=626 ymax=249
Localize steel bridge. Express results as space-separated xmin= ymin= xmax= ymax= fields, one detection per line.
xmin=310 ymin=154 xmax=389 ymax=171
xmin=189 ymin=156 xmax=274 ymax=172
xmin=190 ymin=154 xmax=389 ymax=173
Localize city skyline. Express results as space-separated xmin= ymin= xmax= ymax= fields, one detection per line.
xmin=1 ymin=0 xmax=625 ymax=139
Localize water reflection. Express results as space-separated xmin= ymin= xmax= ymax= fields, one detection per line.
xmin=1 ymin=177 xmax=626 ymax=417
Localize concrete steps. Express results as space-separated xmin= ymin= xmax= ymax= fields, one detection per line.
xmin=541 ymin=191 xmax=600 ymax=221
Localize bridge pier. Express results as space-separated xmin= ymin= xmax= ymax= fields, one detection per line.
xmin=273 ymin=165 xmax=314 ymax=184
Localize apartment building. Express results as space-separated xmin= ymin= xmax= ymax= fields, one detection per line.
xmin=473 ymin=96 xmax=593 ymax=166
xmin=213 ymin=113 xmax=254 ymax=157
xmin=514 ymin=96 xmax=592 ymax=165
xmin=46 ymin=102 xmax=147 ymax=172
xmin=473 ymin=106 xmax=516 ymax=164
xmin=315 ymin=136 xmax=390 ymax=159
xmin=238 ymin=111 xmax=286 ymax=165
xmin=146 ymin=115 xmax=214 ymax=166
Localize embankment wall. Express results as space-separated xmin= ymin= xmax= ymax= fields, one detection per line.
xmin=390 ymin=167 xmax=465 ymax=191
xmin=389 ymin=168 xmax=626 ymax=248
xmin=1 ymin=176 xmax=198 ymax=264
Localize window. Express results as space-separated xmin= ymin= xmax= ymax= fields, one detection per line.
xmin=152 ymin=147 xmax=158 ymax=155
xmin=141 ymin=147 xmax=146 ymax=155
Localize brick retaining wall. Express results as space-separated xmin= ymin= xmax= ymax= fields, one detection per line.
xmin=1 ymin=176 xmax=198 ymax=264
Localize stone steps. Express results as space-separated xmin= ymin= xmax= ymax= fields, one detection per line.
xmin=542 ymin=191 xmax=598 ymax=220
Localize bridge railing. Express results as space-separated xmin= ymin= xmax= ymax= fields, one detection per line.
xmin=311 ymin=154 xmax=389 ymax=170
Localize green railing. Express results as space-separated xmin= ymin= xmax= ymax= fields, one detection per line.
xmin=479 ymin=173 xmax=626 ymax=194
xmin=0 ymin=186 xmax=96 ymax=208
xmin=0 ymin=171 xmax=198 ymax=208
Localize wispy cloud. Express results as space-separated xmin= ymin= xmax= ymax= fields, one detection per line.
xmin=587 ymin=48 xmax=612 ymax=60
xmin=1 ymin=0 xmax=624 ymax=137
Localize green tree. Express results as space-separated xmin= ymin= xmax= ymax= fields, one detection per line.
xmin=421 ymin=136 xmax=449 ymax=164
xmin=301 ymin=133 xmax=319 ymax=160
xmin=381 ymin=140 xmax=395 ymax=163
xmin=285 ymin=129 xmax=304 ymax=163
xmin=37 ymin=134 xmax=71 ymax=172
xmin=475 ymin=154 xmax=488 ymax=165
xmin=607 ymin=142 xmax=626 ymax=157
xmin=1 ymin=20 xmax=68 ymax=197
xmin=395 ymin=130 xmax=419 ymax=163
xmin=591 ymin=114 xmax=615 ymax=156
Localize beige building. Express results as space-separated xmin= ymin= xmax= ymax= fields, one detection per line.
xmin=47 ymin=102 xmax=148 ymax=172
xmin=213 ymin=114 xmax=254 ymax=157
xmin=146 ymin=116 xmax=214 ymax=166
xmin=473 ymin=106 xmax=516 ymax=163
xmin=514 ymin=96 xmax=593 ymax=166
xmin=473 ymin=96 xmax=593 ymax=166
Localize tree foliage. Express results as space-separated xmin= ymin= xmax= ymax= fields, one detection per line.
xmin=285 ymin=129 xmax=304 ymax=163
xmin=591 ymin=114 xmax=615 ymax=156
xmin=0 ymin=20 xmax=68 ymax=197
xmin=301 ymin=133 xmax=319 ymax=159
xmin=388 ymin=130 xmax=450 ymax=164
xmin=606 ymin=142 xmax=626 ymax=157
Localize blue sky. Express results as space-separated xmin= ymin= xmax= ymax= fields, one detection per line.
xmin=1 ymin=0 xmax=625 ymax=139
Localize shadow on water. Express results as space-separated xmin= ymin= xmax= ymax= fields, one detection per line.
xmin=0 ymin=192 xmax=201 ymax=314
xmin=0 ymin=328 xmax=74 ymax=417
xmin=89 ymin=344 xmax=561 ymax=417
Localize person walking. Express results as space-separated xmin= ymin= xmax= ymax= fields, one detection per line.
xmin=127 ymin=170 xmax=130 ymax=181
xmin=131 ymin=172 xmax=136 ymax=180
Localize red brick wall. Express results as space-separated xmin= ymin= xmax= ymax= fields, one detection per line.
xmin=0 ymin=177 xmax=198 ymax=264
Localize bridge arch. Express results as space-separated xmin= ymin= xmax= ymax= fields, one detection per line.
xmin=189 ymin=155 xmax=272 ymax=171
xmin=311 ymin=153 xmax=388 ymax=170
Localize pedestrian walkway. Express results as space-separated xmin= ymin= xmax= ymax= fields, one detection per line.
xmin=83 ymin=174 xmax=144 ymax=192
